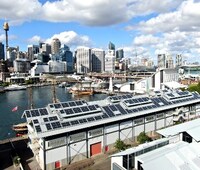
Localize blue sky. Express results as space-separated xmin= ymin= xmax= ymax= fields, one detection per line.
xmin=0 ymin=0 xmax=200 ymax=63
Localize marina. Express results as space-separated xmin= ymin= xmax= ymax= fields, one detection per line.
xmin=0 ymin=85 xmax=108 ymax=140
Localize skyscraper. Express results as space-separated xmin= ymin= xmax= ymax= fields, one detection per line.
xmin=91 ymin=48 xmax=105 ymax=73
xmin=59 ymin=45 xmax=73 ymax=73
xmin=51 ymin=38 xmax=61 ymax=55
xmin=116 ymin=49 xmax=124 ymax=61
xmin=75 ymin=47 xmax=91 ymax=74
xmin=28 ymin=45 xmax=39 ymax=61
xmin=0 ymin=42 xmax=5 ymax=60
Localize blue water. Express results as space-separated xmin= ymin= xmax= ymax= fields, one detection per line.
xmin=0 ymin=86 xmax=107 ymax=140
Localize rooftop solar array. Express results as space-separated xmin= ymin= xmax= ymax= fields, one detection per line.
xmin=164 ymin=90 xmax=192 ymax=100
xmin=124 ymin=97 xmax=152 ymax=107
xmin=108 ymin=94 xmax=133 ymax=103
xmin=24 ymin=108 xmax=48 ymax=118
xmin=48 ymin=100 xmax=87 ymax=109
xmin=59 ymin=104 xmax=101 ymax=118
xmin=23 ymin=90 xmax=200 ymax=135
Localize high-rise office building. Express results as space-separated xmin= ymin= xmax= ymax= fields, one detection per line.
xmin=91 ymin=48 xmax=105 ymax=73
xmin=105 ymin=50 xmax=115 ymax=73
xmin=166 ymin=55 xmax=174 ymax=68
xmin=59 ymin=45 xmax=73 ymax=73
xmin=51 ymin=38 xmax=61 ymax=55
xmin=40 ymin=43 xmax=51 ymax=56
xmin=157 ymin=54 xmax=166 ymax=69
xmin=75 ymin=47 xmax=91 ymax=74
xmin=175 ymin=54 xmax=183 ymax=67
xmin=28 ymin=45 xmax=39 ymax=61
xmin=108 ymin=42 xmax=115 ymax=50
xmin=116 ymin=49 xmax=124 ymax=61
xmin=0 ymin=42 xmax=5 ymax=60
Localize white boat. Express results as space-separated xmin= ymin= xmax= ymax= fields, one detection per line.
xmin=5 ymin=84 xmax=27 ymax=91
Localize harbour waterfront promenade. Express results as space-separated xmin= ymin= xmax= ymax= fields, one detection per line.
xmin=0 ymin=85 xmax=108 ymax=140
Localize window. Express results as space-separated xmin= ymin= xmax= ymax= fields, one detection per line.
xmin=145 ymin=115 xmax=155 ymax=122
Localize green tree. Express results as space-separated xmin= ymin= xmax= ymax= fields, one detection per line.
xmin=137 ymin=132 xmax=152 ymax=144
xmin=114 ymin=139 xmax=127 ymax=151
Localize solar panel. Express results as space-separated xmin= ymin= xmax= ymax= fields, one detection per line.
xmin=124 ymin=97 xmax=151 ymax=107
xmin=43 ymin=117 xmax=49 ymax=122
xmin=45 ymin=123 xmax=52 ymax=130
xmin=71 ymin=120 xmax=79 ymax=125
xmin=81 ymin=106 xmax=89 ymax=112
xmin=87 ymin=117 xmax=95 ymax=122
xmin=25 ymin=110 xmax=31 ymax=117
xmin=103 ymin=106 xmax=115 ymax=117
xmin=49 ymin=116 xmax=58 ymax=121
xmin=30 ymin=110 xmax=36 ymax=117
xmin=75 ymin=100 xmax=84 ymax=106
xmin=109 ymin=105 xmax=118 ymax=111
xmin=69 ymin=102 xmax=76 ymax=107
xmin=62 ymin=122 xmax=70 ymax=127
xmin=94 ymin=104 xmax=100 ymax=108
xmin=73 ymin=107 xmax=82 ymax=113
xmin=94 ymin=115 xmax=102 ymax=120
xmin=115 ymin=104 xmax=127 ymax=115
xmin=35 ymin=125 xmax=42 ymax=132
xmin=33 ymin=119 xmax=39 ymax=124
xmin=61 ymin=102 xmax=69 ymax=108
xmin=65 ymin=108 xmax=74 ymax=115
xmin=88 ymin=105 xmax=96 ymax=111
xmin=60 ymin=109 xmax=65 ymax=114
xmin=39 ymin=108 xmax=48 ymax=115
xmin=51 ymin=121 xmax=61 ymax=129
xmin=54 ymin=103 xmax=62 ymax=109
xmin=102 ymin=113 xmax=109 ymax=118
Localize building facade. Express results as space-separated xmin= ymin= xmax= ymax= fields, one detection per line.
xmin=175 ymin=54 xmax=183 ymax=67
xmin=0 ymin=42 xmax=5 ymax=60
xmin=51 ymin=38 xmax=61 ymax=55
xmin=76 ymin=47 xmax=91 ymax=74
xmin=28 ymin=45 xmax=39 ymax=61
xmin=105 ymin=50 xmax=115 ymax=73
xmin=59 ymin=45 xmax=73 ymax=73
xmin=91 ymin=48 xmax=105 ymax=73
xmin=13 ymin=58 xmax=31 ymax=73
xmin=23 ymin=90 xmax=200 ymax=170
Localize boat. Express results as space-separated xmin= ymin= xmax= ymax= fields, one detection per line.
xmin=5 ymin=84 xmax=27 ymax=91
xmin=12 ymin=122 xmax=28 ymax=132
xmin=72 ymin=89 xmax=94 ymax=96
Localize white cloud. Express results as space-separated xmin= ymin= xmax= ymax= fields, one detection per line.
xmin=0 ymin=0 xmax=41 ymax=25
xmin=0 ymin=34 xmax=5 ymax=42
xmin=27 ymin=35 xmax=42 ymax=44
xmin=133 ymin=35 xmax=159 ymax=46
xmin=0 ymin=0 xmax=183 ymax=26
xmin=45 ymin=31 xmax=91 ymax=48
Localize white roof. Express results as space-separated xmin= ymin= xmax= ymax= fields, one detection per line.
xmin=162 ymin=81 xmax=187 ymax=89
xmin=157 ymin=118 xmax=200 ymax=141
xmin=138 ymin=141 xmax=200 ymax=170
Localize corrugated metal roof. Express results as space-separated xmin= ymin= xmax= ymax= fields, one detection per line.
xmin=157 ymin=118 xmax=200 ymax=137
xmin=138 ymin=142 xmax=200 ymax=170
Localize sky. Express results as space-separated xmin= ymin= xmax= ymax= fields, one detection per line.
xmin=0 ymin=0 xmax=200 ymax=64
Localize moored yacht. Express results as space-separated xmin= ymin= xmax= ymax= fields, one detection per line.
xmin=4 ymin=84 xmax=27 ymax=91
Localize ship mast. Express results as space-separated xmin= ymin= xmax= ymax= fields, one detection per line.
xmin=28 ymin=85 xmax=34 ymax=109
xmin=52 ymin=79 xmax=59 ymax=103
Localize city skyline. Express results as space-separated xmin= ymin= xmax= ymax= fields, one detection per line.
xmin=0 ymin=0 xmax=200 ymax=63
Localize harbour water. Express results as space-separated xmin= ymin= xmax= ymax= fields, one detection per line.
xmin=0 ymin=86 xmax=108 ymax=140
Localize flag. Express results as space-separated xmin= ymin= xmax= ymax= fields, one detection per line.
xmin=12 ymin=106 xmax=18 ymax=112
